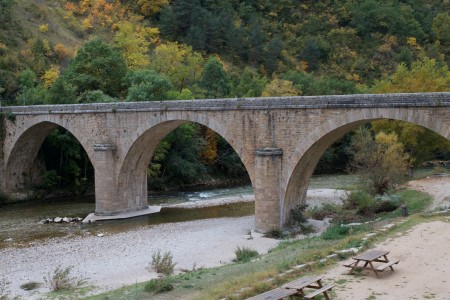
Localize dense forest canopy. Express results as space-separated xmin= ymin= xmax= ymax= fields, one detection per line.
xmin=1 ymin=0 xmax=450 ymax=192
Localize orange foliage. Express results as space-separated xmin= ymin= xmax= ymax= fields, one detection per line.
xmin=200 ymin=128 xmax=218 ymax=165
xmin=54 ymin=43 xmax=72 ymax=61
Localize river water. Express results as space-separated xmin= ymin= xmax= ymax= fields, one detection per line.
xmin=0 ymin=185 xmax=255 ymax=250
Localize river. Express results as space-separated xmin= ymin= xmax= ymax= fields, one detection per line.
xmin=0 ymin=185 xmax=255 ymax=250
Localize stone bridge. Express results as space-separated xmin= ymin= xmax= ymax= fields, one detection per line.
xmin=1 ymin=93 xmax=450 ymax=232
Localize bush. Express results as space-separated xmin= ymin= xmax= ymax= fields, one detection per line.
xmin=263 ymin=228 xmax=285 ymax=239
xmin=144 ymin=277 xmax=174 ymax=293
xmin=306 ymin=203 xmax=341 ymax=220
xmin=344 ymin=190 xmax=377 ymax=216
xmin=321 ymin=224 xmax=350 ymax=240
xmin=288 ymin=204 xmax=308 ymax=226
xmin=147 ymin=250 xmax=176 ymax=275
xmin=43 ymin=266 xmax=87 ymax=291
xmin=20 ymin=281 xmax=41 ymax=291
xmin=233 ymin=246 xmax=259 ymax=263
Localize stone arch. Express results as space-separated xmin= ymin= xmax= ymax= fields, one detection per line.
xmin=116 ymin=116 xmax=254 ymax=212
xmin=4 ymin=120 xmax=95 ymax=191
xmin=282 ymin=108 xmax=450 ymax=225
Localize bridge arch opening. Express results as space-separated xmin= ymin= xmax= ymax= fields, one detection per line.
xmin=283 ymin=112 xmax=450 ymax=227
xmin=5 ymin=121 xmax=94 ymax=195
xmin=117 ymin=120 xmax=252 ymax=214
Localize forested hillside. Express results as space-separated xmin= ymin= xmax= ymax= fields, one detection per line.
xmin=1 ymin=0 xmax=450 ymax=192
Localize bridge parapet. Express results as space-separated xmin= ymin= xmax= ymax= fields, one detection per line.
xmin=0 ymin=93 xmax=449 ymax=115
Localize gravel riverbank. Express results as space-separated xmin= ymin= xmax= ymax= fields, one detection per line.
xmin=0 ymin=188 xmax=347 ymax=299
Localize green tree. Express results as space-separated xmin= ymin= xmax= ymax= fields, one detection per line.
xmin=234 ymin=67 xmax=266 ymax=97
xmin=125 ymin=69 xmax=172 ymax=101
xmin=349 ymin=127 xmax=411 ymax=194
xmin=62 ymin=39 xmax=127 ymax=98
xmin=0 ymin=0 xmax=16 ymax=23
xmin=47 ymin=78 xmax=77 ymax=104
xmin=432 ymin=13 xmax=450 ymax=46
xmin=199 ymin=57 xmax=231 ymax=98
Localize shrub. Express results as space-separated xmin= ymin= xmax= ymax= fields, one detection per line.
xmin=147 ymin=250 xmax=176 ymax=275
xmin=233 ymin=246 xmax=259 ymax=263
xmin=43 ymin=266 xmax=87 ymax=291
xmin=321 ymin=224 xmax=350 ymax=240
xmin=144 ymin=277 xmax=174 ymax=293
xmin=288 ymin=204 xmax=308 ymax=226
xmin=263 ymin=228 xmax=285 ymax=239
xmin=20 ymin=281 xmax=41 ymax=291
xmin=306 ymin=203 xmax=341 ymax=220
xmin=344 ymin=190 xmax=376 ymax=216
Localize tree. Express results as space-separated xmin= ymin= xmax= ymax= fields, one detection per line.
xmin=371 ymin=58 xmax=450 ymax=93
xmin=114 ymin=21 xmax=153 ymax=70
xmin=149 ymin=42 xmax=204 ymax=91
xmin=370 ymin=57 xmax=450 ymax=165
xmin=349 ymin=127 xmax=411 ymax=194
xmin=199 ymin=56 xmax=231 ymax=98
xmin=432 ymin=13 xmax=450 ymax=46
xmin=261 ymin=78 xmax=300 ymax=97
xmin=0 ymin=0 xmax=16 ymax=23
xmin=62 ymin=39 xmax=127 ymax=97
xmin=137 ymin=0 xmax=169 ymax=16
xmin=234 ymin=67 xmax=266 ymax=97
xmin=125 ymin=69 xmax=172 ymax=101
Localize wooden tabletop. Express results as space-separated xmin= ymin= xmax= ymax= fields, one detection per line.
xmin=282 ymin=275 xmax=324 ymax=290
xmin=353 ymin=250 xmax=390 ymax=262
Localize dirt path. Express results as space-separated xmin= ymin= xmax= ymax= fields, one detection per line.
xmin=324 ymin=176 xmax=450 ymax=300
xmin=406 ymin=175 xmax=450 ymax=211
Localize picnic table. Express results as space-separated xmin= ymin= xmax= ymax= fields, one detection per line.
xmin=246 ymin=275 xmax=334 ymax=300
xmin=344 ymin=249 xmax=399 ymax=277
xmin=282 ymin=275 xmax=334 ymax=299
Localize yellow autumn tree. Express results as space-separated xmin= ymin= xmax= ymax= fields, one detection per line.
xmin=261 ymin=78 xmax=300 ymax=96
xmin=200 ymin=128 xmax=218 ymax=165
xmin=41 ymin=65 xmax=60 ymax=88
xmin=149 ymin=42 xmax=204 ymax=91
xmin=138 ymin=0 xmax=169 ymax=16
xmin=371 ymin=57 xmax=450 ymax=93
xmin=114 ymin=21 xmax=158 ymax=69
xmin=349 ymin=128 xmax=411 ymax=194
xmin=371 ymin=57 xmax=450 ymax=165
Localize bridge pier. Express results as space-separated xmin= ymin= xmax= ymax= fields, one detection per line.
xmin=92 ymin=143 xmax=121 ymax=215
xmin=254 ymin=148 xmax=283 ymax=232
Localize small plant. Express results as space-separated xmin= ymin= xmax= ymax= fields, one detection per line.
xmin=147 ymin=250 xmax=176 ymax=275
xmin=263 ymin=228 xmax=285 ymax=239
xmin=321 ymin=224 xmax=350 ymax=240
xmin=43 ymin=265 xmax=87 ymax=291
xmin=233 ymin=246 xmax=259 ymax=263
xmin=306 ymin=203 xmax=341 ymax=220
xmin=289 ymin=204 xmax=309 ymax=226
xmin=144 ymin=277 xmax=174 ymax=293
xmin=20 ymin=281 xmax=41 ymax=291
xmin=6 ymin=112 xmax=15 ymax=123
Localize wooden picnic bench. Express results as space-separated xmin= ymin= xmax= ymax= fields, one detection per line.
xmin=245 ymin=287 xmax=299 ymax=300
xmin=344 ymin=249 xmax=399 ymax=277
xmin=282 ymin=275 xmax=334 ymax=300
xmin=246 ymin=275 xmax=334 ymax=300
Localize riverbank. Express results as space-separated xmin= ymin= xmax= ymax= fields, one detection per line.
xmin=0 ymin=177 xmax=447 ymax=299
xmin=0 ymin=188 xmax=344 ymax=299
